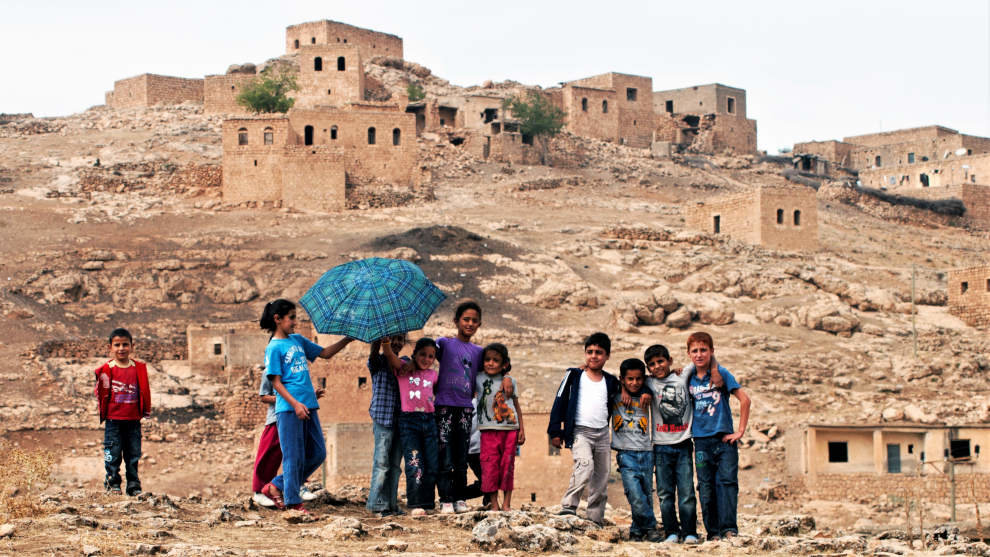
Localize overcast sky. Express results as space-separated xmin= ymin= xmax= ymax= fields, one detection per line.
xmin=3 ymin=0 xmax=988 ymax=152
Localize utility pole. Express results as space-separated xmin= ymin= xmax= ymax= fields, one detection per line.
xmin=912 ymin=264 xmax=917 ymax=358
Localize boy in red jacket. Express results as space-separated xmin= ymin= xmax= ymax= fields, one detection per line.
xmin=94 ymin=328 xmax=151 ymax=495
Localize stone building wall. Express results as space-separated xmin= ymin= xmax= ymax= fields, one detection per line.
xmin=685 ymin=186 xmax=817 ymax=251
xmin=223 ymin=392 xmax=268 ymax=429
xmin=896 ymin=184 xmax=990 ymax=223
xmin=799 ymin=472 xmax=990 ymax=502
xmin=107 ymin=74 xmax=204 ymax=109
xmin=793 ymin=140 xmax=856 ymax=167
xmin=559 ymin=72 xmax=654 ymax=148
xmin=221 ymin=118 xmax=291 ymax=204
xmin=610 ymin=73 xmax=654 ymax=148
xmin=653 ymin=83 xmax=747 ymax=119
xmin=204 ymin=74 xmax=256 ymax=115
xmin=858 ymin=153 xmax=990 ymax=190
xmin=294 ymin=45 xmax=365 ymax=109
xmin=843 ymin=125 xmax=958 ymax=147
xmin=285 ymin=20 xmax=403 ymax=60
xmin=685 ymin=192 xmax=761 ymax=245
xmin=561 ymin=85 xmax=618 ymax=143
xmin=948 ymin=265 xmax=990 ymax=327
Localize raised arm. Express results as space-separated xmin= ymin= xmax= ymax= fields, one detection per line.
xmin=369 ymin=339 xmax=382 ymax=360
xmin=381 ymin=338 xmax=412 ymax=375
xmin=722 ymin=387 xmax=751 ymax=444
xmin=319 ymin=336 xmax=354 ymax=359
xmin=710 ymin=356 xmax=723 ymax=388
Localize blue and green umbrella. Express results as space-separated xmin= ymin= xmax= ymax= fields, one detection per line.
xmin=299 ymin=258 xmax=446 ymax=343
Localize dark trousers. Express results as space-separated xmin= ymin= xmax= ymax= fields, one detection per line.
xmin=398 ymin=412 xmax=439 ymax=509
xmin=435 ymin=405 xmax=472 ymax=503
xmin=694 ymin=436 xmax=739 ymax=539
xmin=464 ymin=452 xmax=483 ymax=500
xmin=104 ymin=419 xmax=142 ymax=494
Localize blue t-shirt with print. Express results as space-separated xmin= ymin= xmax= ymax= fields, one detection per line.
xmin=688 ymin=364 xmax=741 ymax=438
xmin=265 ymin=334 xmax=323 ymax=413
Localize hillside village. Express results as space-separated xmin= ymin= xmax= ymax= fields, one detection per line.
xmin=0 ymin=17 xmax=989 ymax=556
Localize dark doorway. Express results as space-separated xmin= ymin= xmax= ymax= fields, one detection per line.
xmin=304 ymin=125 xmax=314 ymax=146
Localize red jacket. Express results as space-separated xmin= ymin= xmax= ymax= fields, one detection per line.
xmin=94 ymin=359 xmax=151 ymax=423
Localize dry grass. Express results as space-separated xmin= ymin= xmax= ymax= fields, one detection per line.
xmin=0 ymin=440 xmax=55 ymax=520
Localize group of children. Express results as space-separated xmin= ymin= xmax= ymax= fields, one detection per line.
xmin=548 ymin=331 xmax=750 ymax=542
xmin=95 ymin=297 xmax=750 ymax=540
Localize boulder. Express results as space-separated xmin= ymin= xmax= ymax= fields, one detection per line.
xmin=651 ymin=285 xmax=680 ymax=312
xmin=695 ymin=299 xmax=734 ymax=325
xmin=904 ymin=404 xmax=937 ymax=424
xmin=665 ymin=306 xmax=692 ymax=329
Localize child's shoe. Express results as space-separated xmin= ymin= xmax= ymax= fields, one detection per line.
xmin=261 ymin=483 xmax=285 ymax=510
xmin=453 ymin=500 xmax=469 ymax=513
xmin=556 ymin=506 xmax=576 ymax=516
xmin=439 ymin=502 xmax=455 ymax=514
xmin=628 ymin=531 xmax=646 ymax=541
xmin=300 ymin=485 xmax=318 ymax=501
xmin=106 ymin=486 xmax=122 ymax=495
xmin=286 ymin=503 xmax=310 ymax=515
xmin=683 ymin=535 xmax=700 ymax=544
xmin=410 ymin=508 xmax=427 ymax=517
xmin=664 ymin=533 xmax=680 ymax=543
xmin=646 ymin=530 xmax=664 ymax=543
xmin=252 ymin=492 xmax=276 ymax=507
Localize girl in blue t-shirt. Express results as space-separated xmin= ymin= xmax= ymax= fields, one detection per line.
xmin=259 ymin=299 xmax=353 ymax=513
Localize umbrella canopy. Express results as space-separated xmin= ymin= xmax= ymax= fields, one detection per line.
xmin=299 ymin=258 xmax=447 ymax=343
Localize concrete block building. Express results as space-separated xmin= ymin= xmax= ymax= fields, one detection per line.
xmin=684 ymin=185 xmax=818 ymax=251
xmin=948 ymin=265 xmax=990 ymax=327
xmin=787 ymin=424 xmax=990 ymax=502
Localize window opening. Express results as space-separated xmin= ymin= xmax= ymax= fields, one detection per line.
xmin=304 ymin=125 xmax=314 ymax=146
xmin=875 ymin=155 xmax=882 ymax=167
xmin=827 ymin=441 xmax=848 ymax=463
xmin=920 ymin=173 xmax=929 ymax=187
xmin=314 ymin=57 xmax=322 ymax=71
xmin=367 ymin=127 xmax=376 ymax=145
xmin=776 ymin=209 xmax=783 ymax=224
xmin=358 ymin=377 xmax=368 ymax=388
xmin=581 ymin=98 xmax=588 ymax=112
xmin=337 ymin=56 xmax=345 ymax=71
xmin=293 ymin=39 xmax=299 ymax=48
xmin=908 ymin=152 xmax=915 ymax=163
xmin=665 ymin=100 xmax=673 ymax=113
xmin=713 ymin=215 xmax=720 ymax=234
xmin=727 ymin=97 xmax=735 ymax=114
xmin=263 ymin=127 xmax=273 ymax=145
xmin=392 ymin=128 xmax=401 ymax=146
xmin=950 ymin=439 xmax=972 ymax=460
xmin=961 ymin=281 xmax=968 ymax=294
xmin=330 ymin=125 xmax=337 ymax=140
xmin=521 ymin=133 xmax=533 ymax=145
xmin=213 ymin=343 xmax=222 ymax=355
xmin=602 ymin=100 xmax=608 ymax=113
xmin=310 ymin=37 xmax=316 ymax=44
xmin=793 ymin=210 xmax=801 ymax=226
xmin=483 ymin=108 xmax=498 ymax=123
xmin=887 ymin=444 xmax=901 ymax=473
xmin=626 ymin=87 xmax=637 ymax=101
xmin=253 ymin=160 xmax=257 ymax=166
xmin=237 ymin=128 xmax=248 ymax=145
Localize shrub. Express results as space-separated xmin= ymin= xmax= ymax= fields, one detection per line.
xmin=236 ymin=66 xmax=299 ymax=114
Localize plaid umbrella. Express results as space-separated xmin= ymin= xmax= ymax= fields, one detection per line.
xmin=299 ymin=258 xmax=446 ymax=343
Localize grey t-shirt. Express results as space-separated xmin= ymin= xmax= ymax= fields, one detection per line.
xmin=610 ymin=392 xmax=652 ymax=451
xmin=647 ymin=373 xmax=693 ymax=445
xmin=475 ymin=373 xmax=519 ymax=431
xmin=259 ymin=373 xmax=277 ymax=426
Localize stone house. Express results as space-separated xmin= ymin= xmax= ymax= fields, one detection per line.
xmin=285 ymin=20 xmax=403 ymax=60
xmin=948 ymin=264 xmax=990 ymax=327
xmin=787 ymin=423 xmax=990 ymax=502
xmin=684 ymin=185 xmax=819 ymax=251
xmin=652 ymin=83 xmax=757 ymax=154
xmin=186 ymin=320 xmax=314 ymax=373
xmin=550 ymin=72 xmax=655 ymax=148
xmin=106 ymin=74 xmax=204 ymax=109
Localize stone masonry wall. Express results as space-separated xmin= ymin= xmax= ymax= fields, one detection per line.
xmin=286 ymin=20 xmax=403 ymax=60
xmin=146 ymin=74 xmax=204 ymax=105
xmin=610 ymin=73 xmax=654 ymax=148
xmin=948 ymin=265 xmax=990 ymax=328
xmin=757 ymin=186 xmax=819 ymax=251
xmin=859 ymin=153 xmax=990 ymax=190
xmin=900 ymin=184 xmax=990 ymax=223
xmin=204 ymin=74 xmax=256 ymax=115
xmin=653 ymin=83 xmax=747 ymax=118
xmin=562 ymin=85 xmax=617 ymax=143
xmin=685 ymin=191 xmax=760 ymax=244
xmin=294 ymin=45 xmax=365 ymax=109
xmin=222 ymin=118 xmax=291 ymax=204
xmin=802 ymin=473 xmax=990 ymax=503
xmin=107 ymin=75 xmax=149 ymax=109
xmin=793 ymin=140 xmax=855 ymax=167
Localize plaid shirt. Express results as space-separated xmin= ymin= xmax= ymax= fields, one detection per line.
xmin=368 ymin=353 xmax=400 ymax=427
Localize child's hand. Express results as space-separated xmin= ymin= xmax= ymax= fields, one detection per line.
xmin=501 ymin=376 xmax=514 ymax=397
xmin=640 ymin=392 xmax=653 ymax=408
xmin=550 ymin=437 xmax=562 ymax=448
xmin=315 ymin=387 xmax=326 ymax=399
xmin=672 ymin=367 xmax=683 ymax=375
xmin=293 ymin=401 xmax=311 ymax=420
xmin=722 ymin=431 xmax=743 ymax=444
xmin=620 ymin=390 xmax=632 ymax=406
xmin=517 ymin=429 xmax=525 ymax=445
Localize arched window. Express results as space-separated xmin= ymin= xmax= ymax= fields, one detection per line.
xmin=337 ymin=56 xmax=346 ymax=71
xmin=602 ymin=100 xmax=608 ymax=113
xmin=392 ymin=128 xmax=401 ymax=146
xmin=314 ymin=57 xmax=323 ymax=71
xmin=311 ymin=37 xmax=316 ymax=44
xmin=367 ymin=127 xmax=376 ymax=145
xmin=793 ymin=210 xmax=801 ymax=226
xmin=776 ymin=209 xmax=783 ymax=224
xmin=263 ymin=127 xmax=273 ymax=145
xmin=330 ymin=125 xmax=338 ymax=140
xmin=304 ymin=125 xmax=314 ymax=146
xmin=581 ymin=98 xmax=588 ymax=112
xmin=237 ymin=128 xmax=248 ymax=145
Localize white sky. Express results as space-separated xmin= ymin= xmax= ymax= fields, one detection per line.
xmin=3 ymin=0 xmax=988 ymax=152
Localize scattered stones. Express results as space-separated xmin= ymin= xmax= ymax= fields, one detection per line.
xmin=0 ymin=523 xmax=14 ymax=538
xmin=665 ymin=306 xmax=692 ymax=328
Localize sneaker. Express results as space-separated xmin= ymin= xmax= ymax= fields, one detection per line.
xmin=646 ymin=531 xmax=665 ymax=543
xmin=106 ymin=486 xmax=122 ymax=495
xmin=391 ymin=508 xmax=406 ymax=516
xmin=253 ymin=492 xmax=276 ymax=508
xmin=439 ymin=502 xmax=455 ymax=514
xmin=300 ymin=486 xmax=318 ymax=501
xmin=723 ymin=531 xmax=737 ymax=540
xmin=556 ymin=507 xmax=576 ymax=516
xmin=454 ymin=500 xmax=469 ymax=513
xmin=261 ymin=483 xmax=285 ymax=510
xmin=410 ymin=508 xmax=427 ymax=517
xmin=628 ymin=531 xmax=646 ymax=541
xmin=126 ymin=489 xmax=143 ymax=497
xmin=664 ymin=534 xmax=680 ymax=543
xmin=683 ymin=535 xmax=700 ymax=544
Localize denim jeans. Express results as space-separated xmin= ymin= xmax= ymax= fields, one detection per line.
xmin=435 ymin=405 xmax=472 ymax=503
xmin=272 ymin=410 xmax=326 ymax=506
xmin=654 ymin=440 xmax=698 ymax=538
xmin=104 ymin=419 xmax=142 ymax=494
xmin=616 ymin=449 xmax=657 ymax=536
xmin=694 ymin=435 xmax=739 ymax=538
xmin=398 ymin=412 xmax=439 ymax=509
xmin=367 ymin=421 xmax=403 ymax=513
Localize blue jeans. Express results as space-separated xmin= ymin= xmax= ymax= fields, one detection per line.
xmin=272 ymin=410 xmax=326 ymax=506
xmin=694 ymin=436 xmax=739 ymax=538
xmin=616 ymin=450 xmax=657 ymax=536
xmin=399 ymin=412 xmax=439 ymax=509
xmin=654 ymin=440 xmax=698 ymax=538
xmin=367 ymin=421 xmax=403 ymax=513
xmin=104 ymin=419 xmax=142 ymax=494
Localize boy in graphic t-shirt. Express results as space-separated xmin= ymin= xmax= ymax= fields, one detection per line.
xmin=94 ymin=328 xmax=151 ymax=496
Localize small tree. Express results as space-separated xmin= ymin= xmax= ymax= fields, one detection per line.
xmin=236 ymin=66 xmax=299 ymax=114
xmin=406 ymin=81 xmax=425 ymax=102
xmin=503 ymin=90 xmax=565 ymax=164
